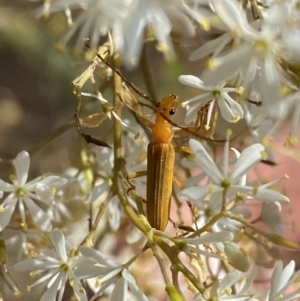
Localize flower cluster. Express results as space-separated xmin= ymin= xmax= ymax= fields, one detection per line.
xmin=39 ymin=0 xmax=204 ymax=67
xmin=2 ymin=0 xmax=300 ymax=301
xmin=0 ymin=151 xmax=67 ymax=232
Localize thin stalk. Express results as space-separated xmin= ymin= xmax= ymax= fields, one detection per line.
xmin=79 ymin=190 xmax=114 ymax=247
xmin=141 ymin=44 xmax=158 ymax=102
xmin=112 ymin=61 xmax=148 ymax=234
xmin=188 ymin=212 xmax=223 ymax=238
xmin=29 ymin=118 xmax=75 ymax=156
xmin=150 ymin=243 xmax=171 ymax=286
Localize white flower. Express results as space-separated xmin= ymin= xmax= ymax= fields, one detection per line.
xmin=195 ymin=265 xmax=260 ymax=301
xmin=39 ymin=0 xmax=128 ymax=51
xmin=263 ymin=260 xmax=300 ymax=301
xmin=14 ymin=229 xmax=88 ymax=301
xmin=178 ymin=75 xmax=243 ymax=124
xmin=189 ymin=0 xmax=254 ymax=62
xmin=76 ymin=246 xmax=148 ymax=301
xmin=37 ymin=0 xmax=201 ymax=68
xmin=202 ymin=0 xmax=293 ymax=110
xmin=0 ymin=151 xmax=67 ymax=232
xmin=179 ymin=139 xmax=289 ymax=210
xmin=122 ymin=0 xmax=197 ymax=67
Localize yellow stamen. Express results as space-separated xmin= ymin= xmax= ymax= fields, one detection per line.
xmin=260 ymin=150 xmax=268 ymax=161
xmin=254 ymin=39 xmax=269 ymax=54
xmin=236 ymin=86 xmax=244 ymax=95
xmin=200 ymin=18 xmax=210 ymax=31
xmin=60 ymin=262 xmax=69 ymax=272
xmin=95 ymin=278 xmax=102 ymax=288
xmin=279 ymin=85 xmax=291 ymax=97
xmin=285 ymin=136 xmax=298 ymax=147
xmin=233 ymin=115 xmax=241 ymax=123
xmin=226 ymin=129 xmax=232 ymax=137
xmin=209 ymin=185 xmax=215 ymax=194
xmin=180 ymin=101 xmax=187 ymax=108
xmin=29 ymin=271 xmax=35 ymax=278
xmin=156 ymin=43 xmax=169 ymax=53
xmin=206 ymin=58 xmax=217 ymax=71
xmin=261 ymin=137 xmax=270 ymax=147
xmin=69 ymin=278 xmax=75 ymax=286
xmin=14 ymin=291 xmax=23 ymax=297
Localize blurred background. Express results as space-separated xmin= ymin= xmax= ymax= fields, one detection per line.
xmin=0 ymin=0 xmax=80 ymax=178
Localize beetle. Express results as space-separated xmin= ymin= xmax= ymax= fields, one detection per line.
xmin=146 ymin=94 xmax=178 ymax=231
xmin=84 ymin=48 xmax=218 ymax=231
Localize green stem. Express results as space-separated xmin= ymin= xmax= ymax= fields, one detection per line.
xmin=189 ymin=212 xmax=223 ymax=238
xmin=154 ymin=238 xmax=205 ymax=294
xmin=112 ymin=62 xmax=148 ymax=234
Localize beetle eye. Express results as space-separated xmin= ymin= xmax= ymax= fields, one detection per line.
xmin=170 ymin=109 xmax=176 ymax=115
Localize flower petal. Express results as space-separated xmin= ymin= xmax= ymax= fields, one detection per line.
xmin=254 ymin=188 xmax=290 ymax=204
xmin=40 ymin=272 xmax=64 ymax=301
xmin=184 ymin=231 xmax=234 ymax=245
xmin=123 ymin=269 xmax=148 ymax=301
xmin=278 ymin=260 xmax=295 ymax=293
xmin=230 ymin=143 xmax=264 ymax=181
xmin=24 ymin=196 xmax=52 ymax=232
xmin=0 ymin=179 xmax=13 ymax=192
xmin=111 ymin=277 xmax=127 ymax=301
xmin=189 ymin=139 xmax=223 ymax=183
xmin=68 ymin=269 xmax=88 ymax=301
xmin=219 ymin=270 xmax=241 ymax=291
xmin=178 ymin=75 xmax=208 ymax=90
xmin=79 ymin=246 xmax=120 ymax=268
xmin=201 ymin=45 xmax=252 ymax=85
xmin=50 ymin=229 xmax=67 ymax=261
xmin=0 ymin=197 xmax=17 ymax=231
xmin=39 ymin=176 xmax=68 ymax=188
xmin=179 ymin=186 xmax=211 ymax=204
xmin=15 ymin=151 xmax=30 ymax=185
xmin=189 ymin=33 xmax=232 ymax=61
xmin=218 ymin=94 xmax=244 ymax=123
xmin=213 ymin=0 xmax=253 ymax=35
xmin=84 ymin=182 xmax=108 ymax=204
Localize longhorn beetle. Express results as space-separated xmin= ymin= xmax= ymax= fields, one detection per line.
xmin=85 ymin=46 xmax=219 ymax=231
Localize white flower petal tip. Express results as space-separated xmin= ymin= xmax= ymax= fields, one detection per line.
xmin=15 ymin=151 xmax=30 ymax=185
xmin=178 ymin=75 xmax=205 ymax=89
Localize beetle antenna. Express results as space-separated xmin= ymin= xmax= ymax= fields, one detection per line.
xmin=85 ymin=40 xmax=156 ymax=105
xmin=160 ymin=112 xmax=225 ymax=143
